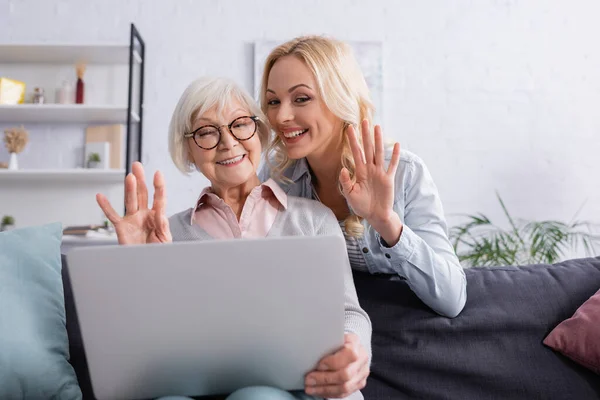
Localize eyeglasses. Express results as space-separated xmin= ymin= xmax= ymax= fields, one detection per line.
xmin=184 ymin=116 xmax=259 ymax=150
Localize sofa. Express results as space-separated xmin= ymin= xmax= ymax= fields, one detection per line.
xmin=61 ymin=256 xmax=600 ymax=400
xmin=354 ymin=257 xmax=600 ymax=400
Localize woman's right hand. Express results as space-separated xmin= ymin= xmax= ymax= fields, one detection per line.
xmin=96 ymin=161 xmax=172 ymax=245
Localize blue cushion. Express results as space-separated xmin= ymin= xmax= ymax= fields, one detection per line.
xmin=0 ymin=223 xmax=82 ymax=399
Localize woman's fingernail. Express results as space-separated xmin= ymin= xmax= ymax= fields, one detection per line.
xmin=306 ymin=378 xmax=316 ymax=386
xmin=305 ymin=387 xmax=315 ymax=395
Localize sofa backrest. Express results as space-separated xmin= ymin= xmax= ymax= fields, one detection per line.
xmin=355 ymin=257 xmax=600 ymax=400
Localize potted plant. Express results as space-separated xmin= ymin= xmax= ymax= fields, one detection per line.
xmin=4 ymin=126 xmax=29 ymax=170
xmin=1 ymin=215 xmax=15 ymax=231
xmin=450 ymin=193 xmax=600 ymax=267
xmin=87 ymin=152 xmax=101 ymax=169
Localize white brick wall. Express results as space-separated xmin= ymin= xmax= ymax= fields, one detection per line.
xmin=1 ymin=0 xmax=599 ymax=243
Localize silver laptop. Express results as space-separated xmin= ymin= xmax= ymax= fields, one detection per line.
xmin=66 ymin=235 xmax=346 ymax=400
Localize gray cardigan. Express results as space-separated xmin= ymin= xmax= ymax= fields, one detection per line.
xmin=168 ymin=195 xmax=373 ymax=363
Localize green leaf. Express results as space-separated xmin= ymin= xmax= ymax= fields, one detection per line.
xmin=450 ymin=194 xmax=600 ymax=267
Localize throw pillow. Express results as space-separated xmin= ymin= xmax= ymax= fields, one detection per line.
xmin=0 ymin=222 xmax=82 ymax=399
xmin=544 ymin=288 xmax=600 ymax=375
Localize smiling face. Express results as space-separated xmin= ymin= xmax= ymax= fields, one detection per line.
xmin=187 ymin=99 xmax=262 ymax=193
xmin=264 ymin=55 xmax=344 ymax=161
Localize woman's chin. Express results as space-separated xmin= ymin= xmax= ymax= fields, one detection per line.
xmin=285 ymin=147 xmax=311 ymax=160
xmin=216 ymin=171 xmax=257 ymax=188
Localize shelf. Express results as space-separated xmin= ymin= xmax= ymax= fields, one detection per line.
xmin=0 ymin=104 xmax=140 ymax=124
xmin=62 ymin=234 xmax=118 ymax=245
xmin=0 ymin=169 xmax=126 ymax=183
xmin=0 ymin=44 xmax=141 ymax=65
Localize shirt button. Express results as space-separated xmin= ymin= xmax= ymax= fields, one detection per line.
xmin=362 ymin=247 xmax=369 ymax=254
xmin=385 ymin=253 xmax=391 ymax=259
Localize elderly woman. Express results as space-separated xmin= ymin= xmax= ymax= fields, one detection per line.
xmin=96 ymin=77 xmax=371 ymax=400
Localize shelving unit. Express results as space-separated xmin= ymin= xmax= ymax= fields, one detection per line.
xmin=0 ymin=169 xmax=126 ymax=183
xmin=0 ymin=23 xmax=145 ymax=176
xmin=0 ymin=44 xmax=141 ymax=65
xmin=0 ymin=104 xmax=140 ymax=124
xmin=0 ymin=23 xmax=145 ymax=229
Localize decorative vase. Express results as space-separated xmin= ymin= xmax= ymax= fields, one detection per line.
xmin=56 ymin=80 xmax=74 ymax=104
xmin=8 ymin=152 xmax=18 ymax=170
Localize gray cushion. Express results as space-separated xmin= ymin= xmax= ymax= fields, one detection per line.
xmin=355 ymin=257 xmax=600 ymax=400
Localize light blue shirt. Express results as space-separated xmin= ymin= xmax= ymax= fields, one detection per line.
xmin=260 ymin=149 xmax=467 ymax=318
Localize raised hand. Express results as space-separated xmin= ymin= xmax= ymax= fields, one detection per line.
xmin=96 ymin=162 xmax=172 ymax=245
xmin=339 ymin=120 xmax=403 ymax=244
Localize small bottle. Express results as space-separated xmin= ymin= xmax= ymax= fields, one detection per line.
xmin=75 ymin=62 xmax=86 ymax=104
xmin=75 ymin=77 xmax=84 ymax=104
xmin=32 ymin=87 xmax=45 ymax=104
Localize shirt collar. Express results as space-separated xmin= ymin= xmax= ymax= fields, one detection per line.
xmin=261 ymin=178 xmax=288 ymax=210
xmin=290 ymin=158 xmax=311 ymax=182
xmin=189 ymin=178 xmax=288 ymax=225
xmin=189 ymin=187 xmax=219 ymax=225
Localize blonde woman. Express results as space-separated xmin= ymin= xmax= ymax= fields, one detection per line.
xmin=259 ymin=36 xmax=467 ymax=320
xmin=97 ymin=77 xmax=371 ymax=400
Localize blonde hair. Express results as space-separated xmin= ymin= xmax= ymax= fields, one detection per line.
xmin=260 ymin=35 xmax=375 ymax=237
xmin=169 ymin=76 xmax=271 ymax=174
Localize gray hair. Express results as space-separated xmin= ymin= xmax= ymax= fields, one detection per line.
xmin=168 ymin=76 xmax=271 ymax=174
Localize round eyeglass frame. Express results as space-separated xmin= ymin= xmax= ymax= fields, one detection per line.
xmin=183 ymin=115 xmax=260 ymax=150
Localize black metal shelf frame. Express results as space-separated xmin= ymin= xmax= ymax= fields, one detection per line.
xmin=125 ymin=23 xmax=145 ymax=175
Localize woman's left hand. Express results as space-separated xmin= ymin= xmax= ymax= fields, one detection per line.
xmin=304 ymin=333 xmax=370 ymax=398
xmin=340 ymin=120 xmax=403 ymax=245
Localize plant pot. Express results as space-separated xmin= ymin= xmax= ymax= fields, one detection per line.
xmin=87 ymin=161 xmax=101 ymax=169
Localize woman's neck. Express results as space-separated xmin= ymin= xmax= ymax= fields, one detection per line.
xmin=212 ymin=174 xmax=261 ymax=220
xmin=306 ymin=131 xmax=344 ymax=194
xmin=307 ymin=152 xmax=341 ymax=191
xmin=306 ymin=139 xmax=351 ymax=221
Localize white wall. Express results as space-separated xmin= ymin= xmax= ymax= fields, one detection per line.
xmin=1 ymin=0 xmax=599 ymax=237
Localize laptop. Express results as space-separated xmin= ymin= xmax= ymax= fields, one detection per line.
xmin=66 ymin=235 xmax=346 ymax=400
